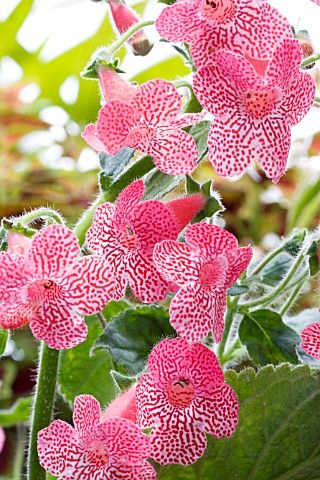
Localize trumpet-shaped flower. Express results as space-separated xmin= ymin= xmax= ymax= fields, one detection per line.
xmin=38 ymin=394 xmax=155 ymax=480
xmin=0 ymin=225 xmax=116 ymax=349
xmin=83 ymin=79 xmax=204 ymax=175
xmin=301 ymin=322 xmax=320 ymax=360
xmin=136 ymin=338 xmax=239 ymax=465
xmin=86 ymin=180 xmax=205 ymax=303
xmin=193 ymin=39 xmax=315 ymax=182
xmin=156 ymin=0 xmax=293 ymax=69
xmin=154 ymin=222 xmax=252 ymax=342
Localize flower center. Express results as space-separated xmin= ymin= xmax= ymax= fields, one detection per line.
xmin=117 ymin=225 xmax=139 ymax=251
xmin=203 ymin=0 xmax=236 ymax=23
xmin=199 ymin=261 xmax=226 ymax=290
xmin=244 ymin=89 xmax=277 ymax=119
xmin=167 ymin=378 xmax=195 ymax=408
xmin=27 ymin=280 xmax=61 ymax=304
xmin=85 ymin=439 xmax=110 ymax=467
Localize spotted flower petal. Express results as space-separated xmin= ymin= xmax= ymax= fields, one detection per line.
xmin=193 ymin=384 xmax=239 ymax=437
xmin=189 ymin=343 xmax=224 ymax=395
xmin=156 ymin=0 xmax=203 ymax=43
xmin=30 ymin=303 xmax=88 ymax=350
xmin=186 ymin=223 xmax=238 ymax=258
xmin=82 ymin=123 xmax=106 ymax=152
xmin=37 ymin=420 xmax=79 ymax=477
xmin=151 ymin=422 xmax=207 ymax=465
xmin=27 ymin=225 xmax=81 ymax=281
xmin=73 ymin=395 xmax=101 ymax=432
xmin=301 ymin=322 xmax=320 ymax=360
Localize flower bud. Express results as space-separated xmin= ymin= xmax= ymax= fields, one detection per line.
xmin=102 ymin=385 xmax=137 ymax=423
xmin=166 ymin=193 xmax=207 ymax=231
xmin=108 ymin=0 xmax=153 ymax=56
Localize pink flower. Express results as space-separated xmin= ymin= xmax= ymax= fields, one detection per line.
xmin=156 ymin=0 xmax=293 ymax=69
xmin=0 ymin=427 xmax=5 ymax=454
xmin=301 ymin=321 xmax=320 ymax=360
xmin=102 ymin=385 xmax=137 ymax=423
xmin=136 ymin=338 xmax=239 ymax=465
xmin=0 ymin=224 xmax=116 ymax=349
xmin=38 ymin=394 xmax=156 ymax=480
xmin=86 ymin=180 xmax=205 ymax=303
xmin=84 ymin=79 xmax=204 ymax=175
xmin=193 ymin=39 xmax=316 ymax=183
xmin=108 ymin=0 xmax=153 ymax=56
xmin=7 ymin=233 xmax=32 ymax=256
xmin=154 ymin=222 xmax=252 ymax=343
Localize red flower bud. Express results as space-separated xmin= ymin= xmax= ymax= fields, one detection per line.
xmin=102 ymin=385 xmax=137 ymax=423
xmin=166 ymin=193 xmax=207 ymax=231
xmin=108 ymin=0 xmax=153 ymax=56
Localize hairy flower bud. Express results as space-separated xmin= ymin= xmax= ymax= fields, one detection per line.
xmin=166 ymin=193 xmax=207 ymax=231
xmin=102 ymin=385 xmax=137 ymax=423
xmin=108 ymin=0 xmax=153 ymax=56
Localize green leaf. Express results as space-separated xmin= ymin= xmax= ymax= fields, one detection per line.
xmin=58 ymin=316 xmax=115 ymax=408
xmin=159 ymin=365 xmax=320 ymax=480
xmin=227 ymin=284 xmax=249 ymax=296
xmin=307 ymin=240 xmax=320 ymax=276
xmin=239 ymin=309 xmax=300 ymax=365
xmin=188 ymin=121 xmax=210 ymax=161
xmin=99 ymin=148 xmax=135 ymax=192
xmin=0 ymin=227 xmax=8 ymax=251
xmin=287 ymin=178 xmax=320 ymax=230
xmin=0 ymin=397 xmax=32 ymax=427
xmin=144 ymin=168 xmax=183 ymax=200
xmin=93 ymin=305 xmax=175 ymax=375
xmin=0 ymin=329 xmax=8 ymax=356
xmin=283 ymin=229 xmax=306 ymax=256
xmin=259 ymin=251 xmax=293 ymax=286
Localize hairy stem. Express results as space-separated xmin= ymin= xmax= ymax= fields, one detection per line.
xmin=301 ymin=53 xmax=320 ymax=68
xmin=27 ymin=343 xmax=60 ymax=480
xmin=217 ymin=297 xmax=239 ymax=362
xmin=280 ymin=280 xmax=305 ymax=316
xmin=108 ymin=20 xmax=154 ymax=56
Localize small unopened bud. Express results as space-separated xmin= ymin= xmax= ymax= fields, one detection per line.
xmin=166 ymin=193 xmax=207 ymax=231
xmin=108 ymin=0 xmax=153 ymax=56
xmin=102 ymin=385 xmax=137 ymax=423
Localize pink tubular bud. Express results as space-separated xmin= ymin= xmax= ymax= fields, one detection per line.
xmin=97 ymin=65 xmax=137 ymax=104
xmin=166 ymin=193 xmax=207 ymax=232
xmin=0 ymin=427 xmax=5 ymax=453
xmin=102 ymin=385 xmax=137 ymax=423
xmin=108 ymin=0 xmax=153 ymax=56
xmin=7 ymin=233 xmax=32 ymax=256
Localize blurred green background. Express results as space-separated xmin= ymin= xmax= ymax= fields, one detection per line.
xmin=0 ymin=0 xmax=319 ymax=477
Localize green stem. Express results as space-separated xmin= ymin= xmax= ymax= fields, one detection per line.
xmin=217 ymin=297 xmax=239 ymax=361
xmin=301 ymin=53 xmax=320 ymax=68
xmin=27 ymin=343 xmax=60 ymax=480
xmin=74 ymin=155 xmax=154 ymax=246
xmin=251 ymin=244 xmax=284 ymax=275
xmin=96 ymin=311 xmax=107 ymax=329
xmin=18 ymin=208 xmax=65 ymax=226
xmin=241 ymin=251 xmax=306 ymax=309
xmin=108 ymin=20 xmax=154 ymax=56
xmin=280 ymin=280 xmax=305 ymax=317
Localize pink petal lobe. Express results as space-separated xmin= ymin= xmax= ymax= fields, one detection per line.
xmin=96 ymin=101 xmax=136 ymax=155
xmin=81 ymin=123 xmax=106 ymax=152
xmin=186 ymin=223 xmax=238 ymax=258
xmin=266 ymin=39 xmax=303 ymax=88
xmin=136 ymin=372 xmax=173 ymax=428
xmin=7 ymin=233 xmax=32 ymax=256
xmin=281 ymin=71 xmax=315 ymax=126
xmin=37 ymin=420 xmax=78 ymax=476
xmin=62 ymin=255 xmax=116 ymax=314
xmin=150 ymin=128 xmax=199 ymax=175
xmin=28 ymin=225 xmax=80 ymax=281
xmin=171 ymin=112 xmax=206 ymax=129
xmin=100 ymin=417 xmax=151 ymax=464
xmin=301 ymin=322 xmax=320 ymax=360
xmin=114 ymin=179 xmax=145 ymax=227
xmin=86 ymin=203 xmax=116 ymax=254
xmin=130 ymin=200 xmax=179 ymax=256
xmin=193 ymin=384 xmax=239 ymax=437
xmin=126 ymin=253 xmax=170 ymax=303
xmin=170 ymin=283 xmax=214 ymax=342
xmin=150 ymin=422 xmax=207 ymax=465
xmin=30 ymin=303 xmax=87 ymax=350
xmin=189 ymin=343 xmax=224 ymax=394
xmin=73 ymin=395 xmax=101 ymax=432
xmin=132 ymin=79 xmax=182 ymax=126
xmin=153 ymin=240 xmax=200 ymax=286
xmin=212 ymin=291 xmax=227 ymax=343
xmin=156 ymin=0 xmax=203 ymax=43
xmin=147 ymin=337 xmax=191 ymax=388
xmin=225 ymin=246 xmax=252 ymax=288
